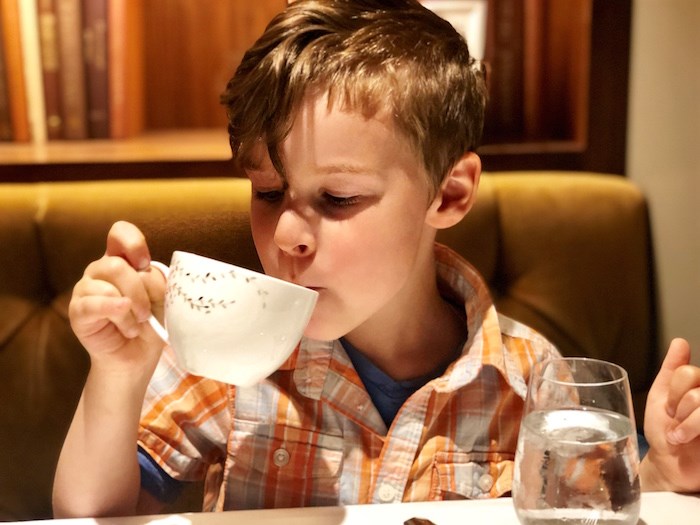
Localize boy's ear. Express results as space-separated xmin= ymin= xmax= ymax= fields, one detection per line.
xmin=426 ymin=152 xmax=481 ymax=229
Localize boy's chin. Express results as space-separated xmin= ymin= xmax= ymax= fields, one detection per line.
xmin=302 ymin=318 xmax=345 ymax=342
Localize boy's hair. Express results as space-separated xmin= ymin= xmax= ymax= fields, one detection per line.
xmin=221 ymin=0 xmax=487 ymax=194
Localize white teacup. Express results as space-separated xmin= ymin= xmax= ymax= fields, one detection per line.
xmin=148 ymin=251 xmax=318 ymax=387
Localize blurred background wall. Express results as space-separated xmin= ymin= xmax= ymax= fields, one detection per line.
xmin=627 ymin=0 xmax=700 ymax=364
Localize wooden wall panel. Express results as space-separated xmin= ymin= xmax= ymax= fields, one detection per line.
xmin=143 ymin=0 xmax=286 ymax=129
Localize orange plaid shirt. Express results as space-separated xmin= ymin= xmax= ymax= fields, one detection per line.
xmin=138 ymin=244 xmax=558 ymax=511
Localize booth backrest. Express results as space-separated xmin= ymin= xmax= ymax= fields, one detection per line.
xmin=0 ymin=172 xmax=657 ymax=520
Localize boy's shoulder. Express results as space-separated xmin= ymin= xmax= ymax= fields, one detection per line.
xmin=494 ymin=312 xmax=560 ymax=395
xmin=497 ymin=312 xmax=559 ymax=357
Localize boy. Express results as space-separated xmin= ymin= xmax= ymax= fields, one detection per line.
xmin=54 ymin=0 xmax=700 ymax=517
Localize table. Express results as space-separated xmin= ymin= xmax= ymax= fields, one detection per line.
xmin=17 ymin=492 xmax=700 ymax=525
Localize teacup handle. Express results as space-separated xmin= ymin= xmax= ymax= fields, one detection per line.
xmin=147 ymin=260 xmax=170 ymax=344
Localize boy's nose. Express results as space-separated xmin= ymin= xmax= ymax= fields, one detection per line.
xmin=273 ymin=208 xmax=316 ymax=256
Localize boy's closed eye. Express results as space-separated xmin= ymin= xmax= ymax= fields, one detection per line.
xmin=323 ymin=193 xmax=361 ymax=208
xmin=253 ymin=188 xmax=374 ymax=220
xmin=254 ymin=188 xmax=363 ymax=208
xmin=254 ymin=189 xmax=285 ymax=203
xmin=318 ymin=192 xmax=377 ymax=219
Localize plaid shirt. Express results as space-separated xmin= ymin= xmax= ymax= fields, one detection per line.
xmin=138 ymin=244 xmax=558 ymax=511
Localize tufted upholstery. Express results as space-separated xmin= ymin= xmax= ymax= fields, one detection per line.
xmin=0 ymin=172 xmax=657 ymax=520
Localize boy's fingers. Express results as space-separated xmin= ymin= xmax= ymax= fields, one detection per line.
xmin=667 ymin=407 xmax=700 ymax=445
xmin=669 ymin=370 xmax=700 ymax=421
xmin=105 ymin=221 xmax=152 ymax=271
xmin=650 ymin=339 xmax=690 ymax=398
xmin=139 ymin=264 xmax=168 ymax=303
xmin=70 ymin=295 xmax=142 ymax=340
xmin=85 ymin=256 xmax=153 ymax=322
xmin=655 ymin=338 xmax=693 ymax=418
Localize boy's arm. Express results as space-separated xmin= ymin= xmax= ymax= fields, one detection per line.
xmin=53 ymin=361 xmax=158 ymax=517
xmin=640 ymin=338 xmax=700 ymax=492
xmin=53 ymin=222 xmax=167 ymax=517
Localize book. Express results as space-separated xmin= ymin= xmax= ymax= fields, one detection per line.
xmin=82 ymin=0 xmax=108 ymax=138
xmin=482 ymin=0 xmax=525 ymax=143
xmin=0 ymin=0 xmax=30 ymax=142
xmin=55 ymin=0 xmax=87 ymax=139
xmin=18 ymin=0 xmax=47 ymax=143
xmin=0 ymin=13 xmax=13 ymax=140
xmin=108 ymin=0 xmax=144 ymax=139
xmin=37 ymin=0 xmax=63 ymax=140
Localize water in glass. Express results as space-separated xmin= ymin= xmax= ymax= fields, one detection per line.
xmin=512 ymin=358 xmax=640 ymax=525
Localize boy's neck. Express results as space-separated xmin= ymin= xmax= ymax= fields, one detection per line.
xmin=343 ymin=268 xmax=467 ymax=382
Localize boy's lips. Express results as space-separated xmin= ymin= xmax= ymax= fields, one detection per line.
xmin=286 ymin=279 xmax=322 ymax=292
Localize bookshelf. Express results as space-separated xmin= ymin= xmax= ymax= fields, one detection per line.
xmin=480 ymin=0 xmax=632 ymax=174
xmin=0 ymin=0 xmax=631 ymax=181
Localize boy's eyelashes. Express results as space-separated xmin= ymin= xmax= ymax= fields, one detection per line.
xmin=323 ymin=193 xmax=361 ymax=207
xmin=253 ymin=189 xmax=285 ymax=203
xmin=253 ymin=189 xmax=361 ymax=208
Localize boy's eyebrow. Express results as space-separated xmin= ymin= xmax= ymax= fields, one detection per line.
xmin=314 ymin=163 xmax=381 ymax=176
xmin=246 ymin=167 xmax=286 ymax=186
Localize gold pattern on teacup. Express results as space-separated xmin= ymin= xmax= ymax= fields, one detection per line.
xmin=165 ymin=260 xmax=268 ymax=312
xmin=167 ymin=285 xmax=237 ymax=313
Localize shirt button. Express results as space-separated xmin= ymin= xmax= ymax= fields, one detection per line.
xmin=378 ymin=483 xmax=396 ymax=502
xmin=477 ymin=473 xmax=494 ymax=492
xmin=272 ymin=448 xmax=290 ymax=467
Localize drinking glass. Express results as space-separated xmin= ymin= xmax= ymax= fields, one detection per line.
xmin=512 ymin=357 xmax=640 ymax=525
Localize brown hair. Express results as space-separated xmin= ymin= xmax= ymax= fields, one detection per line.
xmin=221 ymin=0 xmax=487 ymax=193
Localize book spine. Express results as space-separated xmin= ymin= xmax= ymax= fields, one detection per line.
xmin=523 ymin=0 xmax=544 ymax=140
xmin=18 ymin=0 xmax=47 ymax=143
xmin=82 ymin=0 xmax=108 ymax=138
xmin=482 ymin=0 xmax=525 ymax=143
xmin=56 ymin=0 xmax=87 ymax=139
xmin=0 ymin=0 xmax=30 ymax=142
xmin=0 ymin=12 xmax=13 ymax=140
xmin=37 ymin=0 xmax=63 ymax=140
xmin=108 ymin=0 xmax=144 ymax=139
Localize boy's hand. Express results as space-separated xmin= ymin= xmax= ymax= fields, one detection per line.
xmin=69 ymin=221 xmax=167 ymax=374
xmin=641 ymin=338 xmax=700 ymax=492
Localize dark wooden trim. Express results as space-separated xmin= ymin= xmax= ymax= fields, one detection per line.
xmin=481 ymin=0 xmax=632 ymax=174
xmin=0 ymin=159 xmax=241 ymax=182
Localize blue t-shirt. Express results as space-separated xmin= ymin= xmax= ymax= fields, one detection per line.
xmin=138 ymin=445 xmax=183 ymax=503
xmin=340 ymin=338 xmax=449 ymax=428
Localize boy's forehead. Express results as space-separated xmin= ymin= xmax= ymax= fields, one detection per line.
xmin=296 ymin=89 xmax=393 ymax=129
xmin=288 ymin=91 xmax=398 ymax=148
xmin=244 ymin=91 xmax=426 ymax=188
xmin=284 ymin=94 xmax=410 ymax=164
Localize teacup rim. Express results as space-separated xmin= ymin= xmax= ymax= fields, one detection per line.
xmin=170 ymin=250 xmax=318 ymax=298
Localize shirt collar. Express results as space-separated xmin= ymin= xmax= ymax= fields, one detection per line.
xmin=278 ymin=243 xmax=528 ymax=400
xmin=431 ymin=243 xmax=523 ymax=395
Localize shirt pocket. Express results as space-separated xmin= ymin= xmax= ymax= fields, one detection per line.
xmin=430 ymin=450 xmax=514 ymax=500
xmin=225 ymin=418 xmax=344 ymax=509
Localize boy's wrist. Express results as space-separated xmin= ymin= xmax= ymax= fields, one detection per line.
xmin=88 ymin=350 xmax=159 ymax=389
xmin=639 ymin=451 xmax=673 ymax=492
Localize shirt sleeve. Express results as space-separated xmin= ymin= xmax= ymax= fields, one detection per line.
xmin=137 ymin=345 xmax=231 ymax=482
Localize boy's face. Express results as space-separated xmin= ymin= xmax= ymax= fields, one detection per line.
xmin=247 ymin=93 xmax=439 ymax=341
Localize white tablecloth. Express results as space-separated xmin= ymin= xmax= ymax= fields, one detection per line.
xmin=20 ymin=492 xmax=700 ymax=525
